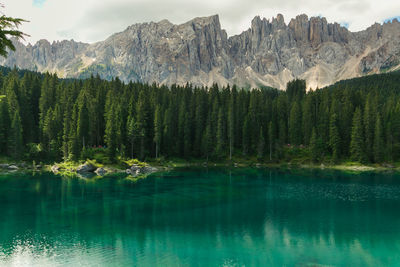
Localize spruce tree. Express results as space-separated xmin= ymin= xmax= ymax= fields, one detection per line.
xmin=183 ymin=112 xmax=191 ymax=158
xmin=202 ymin=123 xmax=212 ymax=161
xmin=105 ymin=100 xmax=117 ymax=162
xmin=363 ymin=95 xmax=375 ymax=161
xmin=257 ymin=127 xmax=265 ymax=160
xmin=329 ymin=113 xmax=341 ymax=163
xmin=77 ymin=99 xmax=90 ymax=150
xmin=373 ymin=114 xmax=384 ymax=163
xmin=0 ymin=99 xmax=10 ymax=154
xmin=350 ymin=108 xmax=365 ymax=163
xmin=289 ymin=101 xmax=302 ymax=145
xmin=9 ymin=110 xmax=23 ymax=159
xmin=216 ymin=108 xmax=226 ymax=157
xmin=127 ymin=115 xmax=137 ymax=159
xmin=310 ymin=127 xmax=318 ymax=162
xmin=268 ymin=121 xmax=275 ymax=161
xmin=153 ymin=106 xmax=162 ymax=158
xmin=242 ymin=114 xmax=250 ymax=156
xmin=228 ymin=97 xmax=234 ymax=161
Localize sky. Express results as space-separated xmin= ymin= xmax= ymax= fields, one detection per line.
xmin=3 ymin=0 xmax=400 ymax=44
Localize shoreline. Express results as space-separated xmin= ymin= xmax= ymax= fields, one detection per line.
xmin=1 ymin=159 xmax=400 ymax=176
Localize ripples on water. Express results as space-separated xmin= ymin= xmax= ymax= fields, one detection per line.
xmin=0 ymin=168 xmax=400 ymax=266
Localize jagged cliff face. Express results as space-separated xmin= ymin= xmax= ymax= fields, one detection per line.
xmin=1 ymin=14 xmax=400 ymax=90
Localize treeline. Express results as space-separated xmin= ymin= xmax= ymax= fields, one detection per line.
xmin=1 ymin=66 xmax=400 ymax=164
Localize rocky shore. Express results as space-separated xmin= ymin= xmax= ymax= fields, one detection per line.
xmin=0 ymin=159 xmax=160 ymax=180
xmin=0 ymin=162 xmax=42 ymax=171
xmin=50 ymin=161 xmax=159 ymax=178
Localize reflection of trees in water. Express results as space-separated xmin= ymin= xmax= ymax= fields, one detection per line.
xmin=0 ymin=169 xmax=400 ymax=265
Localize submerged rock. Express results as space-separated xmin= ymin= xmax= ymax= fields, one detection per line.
xmin=0 ymin=164 xmax=10 ymax=169
xmin=51 ymin=165 xmax=60 ymax=174
xmin=76 ymin=162 xmax=96 ymax=173
xmin=126 ymin=164 xmax=157 ymax=177
xmin=8 ymin=165 xmax=19 ymax=170
xmin=95 ymin=167 xmax=107 ymax=176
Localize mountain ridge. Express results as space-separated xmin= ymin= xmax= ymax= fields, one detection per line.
xmin=1 ymin=13 xmax=400 ymax=90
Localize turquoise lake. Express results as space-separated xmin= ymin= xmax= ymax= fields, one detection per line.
xmin=0 ymin=168 xmax=400 ymax=266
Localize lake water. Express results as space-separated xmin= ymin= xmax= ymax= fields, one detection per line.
xmin=0 ymin=168 xmax=400 ymax=266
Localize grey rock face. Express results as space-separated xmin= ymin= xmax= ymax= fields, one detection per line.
xmin=2 ymin=14 xmax=400 ymax=89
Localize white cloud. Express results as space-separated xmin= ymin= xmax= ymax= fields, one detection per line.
xmin=3 ymin=0 xmax=400 ymax=44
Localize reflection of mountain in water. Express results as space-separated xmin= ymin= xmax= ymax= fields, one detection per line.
xmin=0 ymin=169 xmax=399 ymax=265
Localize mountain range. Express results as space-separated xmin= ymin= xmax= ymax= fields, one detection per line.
xmin=1 ymin=14 xmax=400 ymax=90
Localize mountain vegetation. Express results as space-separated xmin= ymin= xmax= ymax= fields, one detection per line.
xmin=1 ymin=66 xmax=400 ymax=165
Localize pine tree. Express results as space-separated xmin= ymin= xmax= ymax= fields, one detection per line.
xmin=0 ymin=15 xmax=28 ymax=57
xmin=42 ymin=108 xmax=55 ymax=153
xmin=257 ymin=127 xmax=265 ymax=160
xmin=350 ymin=108 xmax=365 ymax=163
xmin=136 ymin=90 xmax=152 ymax=160
xmin=363 ymin=95 xmax=375 ymax=161
xmin=373 ymin=114 xmax=384 ymax=163
xmin=127 ymin=115 xmax=137 ymax=159
xmin=216 ymin=108 xmax=226 ymax=157
xmin=153 ymin=106 xmax=162 ymax=158
xmin=202 ymin=123 xmax=212 ymax=161
xmin=268 ymin=121 xmax=275 ymax=161
xmin=242 ymin=114 xmax=250 ymax=156
xmin=0 ymin=99 xmax=10 ymax=154
xmin=68 ymin=103 xmax=80 ymax=161
xmin=162 ymin=107 xmax=173 ymax=156
xmin=329 ymin=113 xmax=341 ymax=163
xmin=183 ymin=112 xmax=191 ymax=158
xmin=310 ymin=127 xmax=318 ymax=162
xmin=9 ymin=110 xmax=23 ymax=159
xmin=302 ymin=95 xmax=314 ymax=145
xmin=289 ymin=101 xmax=302 ymax=145
xmin=62 ymin=106 xmax=71 ymax=160
xmin=228 ymin=97 xmax=235 ymax=161
xmin=194 ymin=91 xmax=206 ymax=156
xmin=77 ymin=98 xmax=90 ymax=150
xmin=105 ymin=103 xmax=117 ymax=162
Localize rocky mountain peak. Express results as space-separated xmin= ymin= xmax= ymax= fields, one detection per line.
xmin=189 ymin=14 xmax=220 ymax=26
xmin=2 ymin=13 xmax=400 ymax=90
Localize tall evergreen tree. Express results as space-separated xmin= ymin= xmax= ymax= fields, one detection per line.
xmin=268 ymin=121 xmax=275 ymax=161
xmin=228 ymin=96 xmax=235 ymax=160
xmin=216 ymin=108 xmax=226 ymax=157
xmin=242 ymin=114 xmax=250 ymax=156
xmin=153 ymin=105 xmax=162 ymax=159
xmin=257 ymin=127 xmax=265 ymax=160
xmin=127 ymin=115 xmax=137 ymax=159
xmin=350 ymin=108 xmax=365 ymax=163
xmin=9 ymin=110 xmax=23 ymax=159
xmin=202 ymin=123 xmax=212 ymax=161
xmin=0 ymin=99 xmax=10 ymax=154
xmin=289 ymin=101 xmax=302 ymax=145
xmin=373 ymin=113 xmax=384 ymax=163
xmin=329 ymin=113 xmax=341 ymax=163
xmin=310 ymin=127 xmax=318 ymax=162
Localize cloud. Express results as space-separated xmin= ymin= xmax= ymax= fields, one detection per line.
xmin=3 ymin=0 xmax=400 ymax=44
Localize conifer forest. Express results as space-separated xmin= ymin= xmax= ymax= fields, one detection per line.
xmin=1 ymin=66 xmax=400 ymax=164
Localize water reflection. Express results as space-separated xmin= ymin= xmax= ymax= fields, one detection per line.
xmin=0 ymin=169 xmax=400 ymax=266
